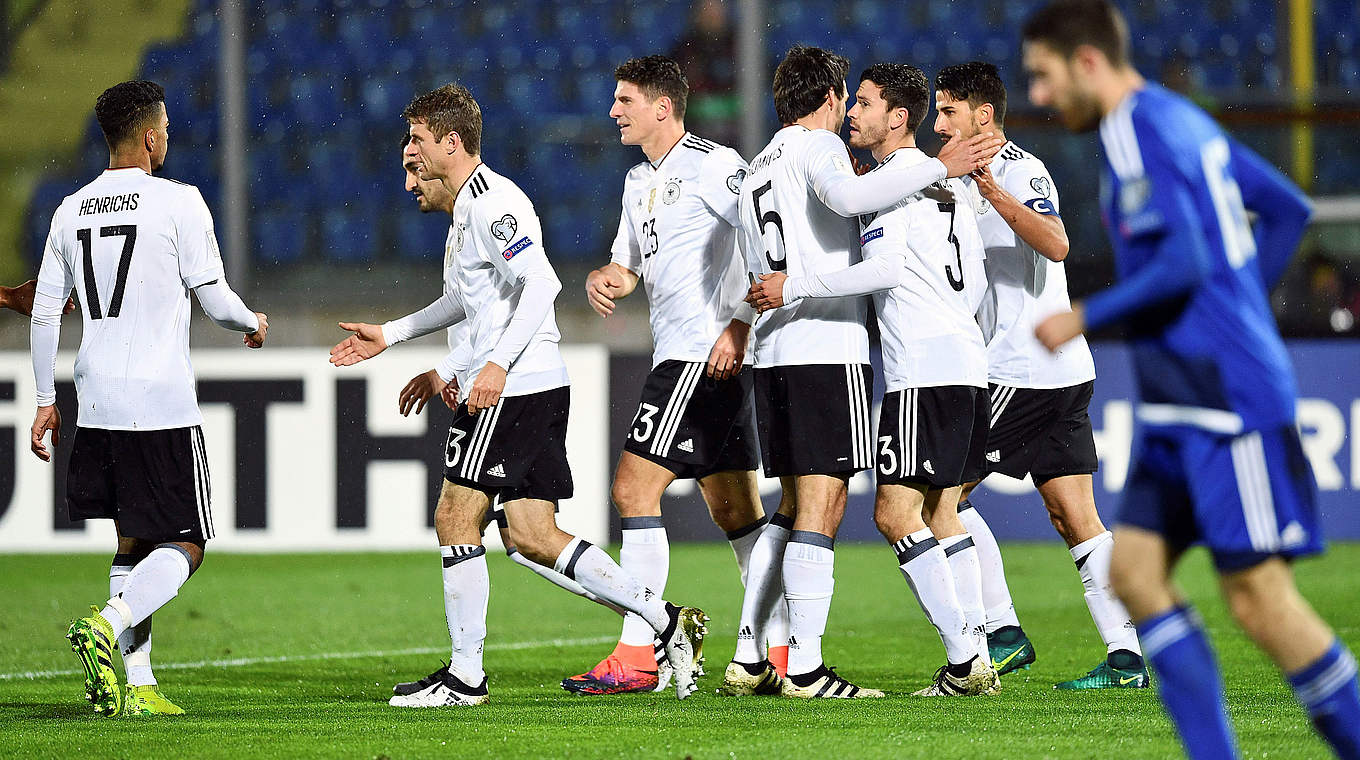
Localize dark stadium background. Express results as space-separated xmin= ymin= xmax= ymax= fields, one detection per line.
xmin=1 ymin=0 xmax=1357 ymax=548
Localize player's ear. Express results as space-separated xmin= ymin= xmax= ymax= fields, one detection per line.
xmin=143 ymin=127 xmax=156 ymax=154
xmin=655 ymin=95 xmax=671 ymax=122
xmin=892 ymin=107 xmax=908 ymax=130
xmin=441 ymin=131 xmax=460 ymax=155
xmin=976 ymin=103 xmax=994 ymax=128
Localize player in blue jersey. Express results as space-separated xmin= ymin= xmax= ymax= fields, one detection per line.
xmin=1022 ymin=2 xmax=1360 ymax=759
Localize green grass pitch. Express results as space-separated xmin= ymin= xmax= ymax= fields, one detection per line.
xmin=3 ymin=543 xmax=1357 ymax=758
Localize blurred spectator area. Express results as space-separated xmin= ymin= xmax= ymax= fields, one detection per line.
xmin=17 ymin=0 xmax=1360 ymax=334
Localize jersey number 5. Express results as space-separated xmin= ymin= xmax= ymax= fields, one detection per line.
xmin=751 ymin=181 xmax=787 ymax=271
xmin=1201 ymin=137 xmax=1256 ymax=269
xmin=76 ymin=224 xmax=137 ymax=319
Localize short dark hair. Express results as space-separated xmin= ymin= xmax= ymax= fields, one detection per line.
xmin=401 ymin=83 xmax=483 ymax=156
xmin=859 ymin=63 xmax=930 ymax=131
xmin=773 ymin=45 xmax=850 ymax=125
xmin=935 ymin=61 xmax=1008 ymax=128
xmin=615 ymin=55 xmax=689 ymax=121
xmin=1022 ymin=0 xmax=1130 ymax=67
xmin=94 ymin=80 xmax=165 ymax=148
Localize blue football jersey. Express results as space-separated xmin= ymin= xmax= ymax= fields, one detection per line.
xmin=1087 ymin=83 xmax=1312 ymax=433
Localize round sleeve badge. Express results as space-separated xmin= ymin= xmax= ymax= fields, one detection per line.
xmin=1029 ymin=176 xmax=1052 ymax=199
xmin=490 ymin=214 xmax=517 ymax=243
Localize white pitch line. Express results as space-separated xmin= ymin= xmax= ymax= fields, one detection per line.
xmin=0 ymin=634 xmax=615 ymax=682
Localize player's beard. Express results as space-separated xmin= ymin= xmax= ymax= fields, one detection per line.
xmin=1059 ymin=84 xmax=1104 ymax=133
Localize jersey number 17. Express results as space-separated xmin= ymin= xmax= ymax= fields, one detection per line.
xmin=76 ymin=224 xmax=138 ymax=319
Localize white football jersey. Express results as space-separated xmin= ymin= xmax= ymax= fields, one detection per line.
xmin=739 ymin=126 xmax=869 ymax=367
xmin=611 ymin=133 xmax=750 ymax=368
xmin=445 ymin=164 xmax=569 ymax=397
xmin=859 ymin=148 xmax=988 ymax=392
xmin=440 ymin=223 xmax=471 ymax=361
xmin=34 ymin=168 xmax=227 ymax=429
xmin=968 ymin=142 xmax=1095 ymax=389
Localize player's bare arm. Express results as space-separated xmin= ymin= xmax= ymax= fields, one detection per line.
xmin=937 ymin=131 xmax=1006 ymax=178
xmin=29 ymin=404 xmax=61 ymax=462
xmin=466 ymin=361 xmax=506 ymax=415
xmin=2 ymin=280 xmax=73 ymax=316
xmin=705 ymin=319 xmax=749 ymax=380
xmin=972 ymin=164 xmax=1069 ymax=261
xmin=399 ymin=368 xmax=451 ymax=416
xmin=330 ymin=321 xmax=389 ymax=366
xmin=1035 ymin=303 xmax=1086 ymax=351
xmin=745 ymin=271 xmax=788 ymax=312
xmin=585 ymin=262 xmax=639 ymax=317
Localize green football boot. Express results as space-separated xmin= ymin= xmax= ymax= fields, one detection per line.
xmin=123 ymin=685 xmax=186 ymax=716
xmin=65 ymin=609 xmax=122 ymax=716
xmin=988 ymin=625 xmax=1037 ymax=676
xmin=1055 ymin=650 xmax=1150 ymax=690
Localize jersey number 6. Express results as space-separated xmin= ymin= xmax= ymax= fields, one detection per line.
xmin=751 ymin=181 xmax=787 ymax=271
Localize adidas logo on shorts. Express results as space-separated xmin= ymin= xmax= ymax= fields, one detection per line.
xmin=677 ymin=439 xmax=695 ymax=453
xmin=487 ymin=463 xmax=507 ymax=478
xmin=922 ymin=460 xmax=935 ymax=475
xmin=986 ymin=450 xmax=1001 ymax=463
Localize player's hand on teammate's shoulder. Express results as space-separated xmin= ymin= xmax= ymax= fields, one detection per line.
xmin=330 ymin=321 xmax=388 ymax=366
xmin=848 ymin=153 xmax=871 ymax=176
xmin=745 ymin=272 xmax=788 ymax=314
xmin=29 ymin=404 xmax=61 ymax=462
xmin=706 ymin=320 xmax=749 ymax=380
xmin=244 ymin=312 xmax=268 ymax=348
xmin=466 ymin=361 xmax=506 ymax=415
xmin=1035 ymin=303 xmax=1086 ymax=352
xmin=585 ymin=267 xmax=623 ymax=317
xmin=938 ymin=130 xmax=1005 ymax=178
xmin=399 ymin=369 xmax=449 ymax=417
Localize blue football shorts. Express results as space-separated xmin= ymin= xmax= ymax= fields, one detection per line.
xmin=1116 ymin=424 xmax=1323 ymax=572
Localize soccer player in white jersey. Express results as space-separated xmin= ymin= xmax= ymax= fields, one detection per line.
xmin=562 ymin=55 xmax=784 ymax=695
xmin=723 ymin=46 xmax=1003 ymax=700
xmin=383 ymin=135 xmax=654 ymax=700
xmin=330 ymin=84 xmax=707 ymax=705
xmin=30 ymin=80 xmax=268 ymax=717
xmin=749 ymin=63 xmax=1001 ymax=697
xmin=933 ymin=61 xmax=1148 ymax=689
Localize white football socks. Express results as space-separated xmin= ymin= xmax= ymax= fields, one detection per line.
xmin=1071 ymin=531 xmax=1142 ymax=655
xmin=895 ymin=528 xmax=975 ymax=665
xmin=441 ymin=545 xmax=489 ymax=684
xmin=958 ymin=501 xmax=1022 ymax=632
xmin=507 ymin=548 xmax=626 ymax=616
xmin=941 ymin=533 xmax=988 ymax=660
xmin=110 ymin=557 xmax=155 ymax=687
xmin=617 ymin=517 xmax=669 ymax=647
xmin=99 ymin=545 xmax=191 ymax=639
xmin=555 ymin=538 xmax=669 ymax=632
xmin=733 ymin=516 xmax=791 ymax=664
xmin=782 ymin=531 xmax=835 ymax=677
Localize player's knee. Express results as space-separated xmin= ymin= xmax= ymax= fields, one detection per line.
xmin=1221 ymin=564 xmax=1289 ymax=638
xmin=506 ymin=523 xmax=554 ymax=566
xmin=873 ymin=508 xmax=901 ymax=542
xmin=609 ymin=479 xmax=657 ymax=519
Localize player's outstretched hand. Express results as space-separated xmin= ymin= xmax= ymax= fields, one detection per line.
xmin=30 ymin=404 xmax=61 ymax=462
xmin=244 ymin=312 xmax=269 ymax=348
xmin=938 ymin=131 xmax=1005 ymax=178
xmin=1035 ymin=304 xmax=1086 ymax=352
xmin=466 ymin=361 xmax=506 ymax=415
xmin=0 ymin=280 xmax=71 ymax=316
xmin=399 ymin=369 xmax=448 ymax=417
xmin=745 ymin=272 xmax=788 ymax=313
xmin=585 ymin=267 xmax=623 ymax=317
xmin=706 ymin=320 xmax=750 ymax=380
xmin=330 ymin=321 xmax=387 ymax=366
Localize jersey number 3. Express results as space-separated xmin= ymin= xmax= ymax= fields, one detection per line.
xmin=77 ymin=224 xmax=137 ymax=319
